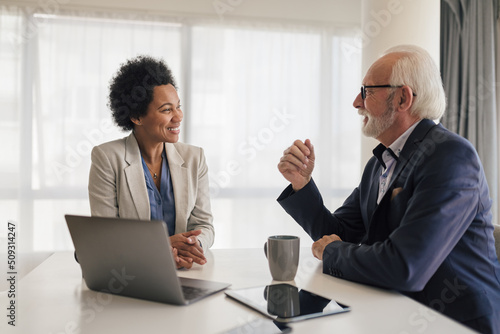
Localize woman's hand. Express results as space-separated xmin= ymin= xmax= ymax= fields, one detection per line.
xmin=170 ymin=230 xmax=206 ymax=269
xmin=171 ymin=247 xmax=193 ymax=269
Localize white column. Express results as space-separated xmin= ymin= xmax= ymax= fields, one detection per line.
xmin=359 ymin=0 xmax=441 ymax=165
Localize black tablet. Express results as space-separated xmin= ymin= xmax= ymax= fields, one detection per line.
xmin=225 ymin=283 xmax=350 ymax=323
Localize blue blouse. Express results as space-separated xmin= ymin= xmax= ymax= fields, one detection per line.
xmin=141 ymin=149 xmax=176 ymax=236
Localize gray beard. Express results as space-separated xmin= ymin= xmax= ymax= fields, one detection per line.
xmin=361 ymin=104 xmax=396 ymax=138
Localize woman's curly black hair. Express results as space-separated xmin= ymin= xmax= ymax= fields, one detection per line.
xmin=108 ymin=55 xmax=177 ymax=131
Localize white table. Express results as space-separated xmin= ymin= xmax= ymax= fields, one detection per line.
xmin=0 ymin=248 xmax=474 ymax=334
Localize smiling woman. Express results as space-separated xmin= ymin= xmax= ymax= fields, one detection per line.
xmin=88 ymin=56 xmax=214 ymax=269
xmin=132 ymin=84 xmax=183 ymax=148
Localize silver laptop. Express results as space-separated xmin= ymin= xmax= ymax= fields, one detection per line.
xmin=65 ymin=214 xmax=230 ymax=305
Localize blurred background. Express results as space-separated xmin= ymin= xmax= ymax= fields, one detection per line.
xmin=0 ymin=0 xmax=363 ymax=253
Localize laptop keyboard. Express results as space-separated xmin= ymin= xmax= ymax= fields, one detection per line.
xmin=182 ymin=285 xmax=213 ymax=301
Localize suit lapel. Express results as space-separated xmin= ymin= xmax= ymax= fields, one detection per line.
xmin=366 ymin=143 xmax=389 ymax=218
xmin=366 ymin=119 xmax=438 ymax=243
xmin=124 ymin=133 xmax=150 ymax=220
xmin=366 ymin=165 xmax=382 ymax=220
xmin=386 ymin=119 xmax=437 ymax=192
xmin=165 ymin=143 xmax=188 ymax=233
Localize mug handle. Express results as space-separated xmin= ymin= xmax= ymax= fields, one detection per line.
xmin=264 ymin=241 xmax=268 ymax=259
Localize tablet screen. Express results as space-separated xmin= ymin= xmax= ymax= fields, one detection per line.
xmin=225 ymin=283 xmax=350 ymax=323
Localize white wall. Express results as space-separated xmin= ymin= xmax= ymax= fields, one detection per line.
xmin=12 ymin=0 xmax=361 ymax=25
xmin=359 ymin=0 xmax=441 ymax=165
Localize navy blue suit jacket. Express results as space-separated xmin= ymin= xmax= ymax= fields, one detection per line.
xmin=278 ymin=119 xmax=500 ymax=333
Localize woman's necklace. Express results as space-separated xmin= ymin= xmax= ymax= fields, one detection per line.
xmin=144 ymin=157 xmax=162 ymax=179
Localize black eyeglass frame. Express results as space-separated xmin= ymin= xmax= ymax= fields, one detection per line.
xmin=360 ymin=85 xmax=404 ymax=100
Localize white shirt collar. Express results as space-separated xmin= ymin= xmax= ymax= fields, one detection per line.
xmin=387 ymin=120 xmax=421 ymax=158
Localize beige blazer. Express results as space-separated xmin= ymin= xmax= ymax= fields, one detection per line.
xmin=88 ymin=133 xmax=214 ymax=251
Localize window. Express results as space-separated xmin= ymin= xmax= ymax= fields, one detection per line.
xmin=0 ymin=6 xmax=361 ymax=251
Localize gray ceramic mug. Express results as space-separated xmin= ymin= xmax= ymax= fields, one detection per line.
xmin=264 ymin=235 xmax=300 ymax=281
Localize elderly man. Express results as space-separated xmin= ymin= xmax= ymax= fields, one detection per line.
xmin=277 ymin=45 xmax=500 ymax=333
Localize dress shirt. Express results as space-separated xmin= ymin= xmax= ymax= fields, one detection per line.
xmin=141 ymin=149 xmax=176 ymax=236
xmin=376 ymin=120 xmax=421 ymax=204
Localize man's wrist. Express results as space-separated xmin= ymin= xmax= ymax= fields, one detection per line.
xmin=291 ymin=177 xmax=311 ymax=192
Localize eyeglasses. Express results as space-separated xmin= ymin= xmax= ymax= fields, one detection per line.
xmin=360 ymin=85 xmax=403 ymax=100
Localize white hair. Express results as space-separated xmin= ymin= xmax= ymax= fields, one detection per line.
xmin=383 ymin=45 xmax=446 ymax=121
